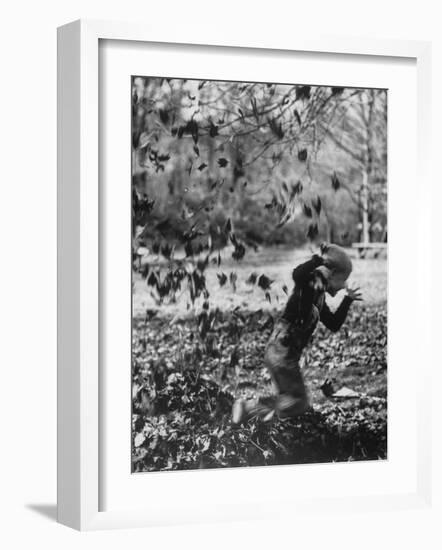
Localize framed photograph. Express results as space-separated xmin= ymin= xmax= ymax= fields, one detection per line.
xmin=57 ymin=19 xmax=432 ymax=530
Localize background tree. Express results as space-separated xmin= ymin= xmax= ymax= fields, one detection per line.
xmin=316 ymin=88 xmax=387 ymax=243
xmin=131 ymin=77 xmax=387 ymax=308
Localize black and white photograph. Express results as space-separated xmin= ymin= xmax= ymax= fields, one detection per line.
xmin=131 ymin=76 xmax=387 ymax=473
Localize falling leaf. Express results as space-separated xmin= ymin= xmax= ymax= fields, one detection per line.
xmin=303 ymin=203 xmax=313 ymax=218
xmin=157 ymin=153 xmax=170 ymax=162
xmin=307 ymin=223 xmax=319 ymax=240
xmin=184 ymin=241 xmax=193 ymax=257
xmin=158 ymin=109 xmax=169 ymax=125
xmin=331 ymin=172 xmax=341 ymax=191
xmin=209 ymin=122 xmax=219 ymax=137
xmin=295 ymin=85 xmax=311 ymax=101
xmin=312 ymin=196 xmax=322 ymax=216
xmin=331 ymin=87 xmax=344 ymax=96
xmin=229 ymin=271 xmax=238 ymax=292
xmin=258 ymin=274 xmax=273 ymax=290
xmin=297 ymin=149 xmax=308 ymax=162
xmin=232 ymin=242 xmax=246 ymax=261
xmin=217 ymin=273 xmax=227 ymax=286
xmin=147 ymin=271 xmax=158 ymax=287
xmin=292 ymin=180 xmax=303 ymax=196
xmin=246 ymin=272 xmax=258 ymax=285
xmin=268 ymin=117 xmax=284 ymax=139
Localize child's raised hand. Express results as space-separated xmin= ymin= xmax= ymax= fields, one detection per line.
xmin=346 ymin=284 xmax=362 ymax=301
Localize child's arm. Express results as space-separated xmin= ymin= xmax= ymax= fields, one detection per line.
xmin=292 ymin=254 xmax=323 ymax=286
xmin=320 ymin=295 xmax=353 ymax=332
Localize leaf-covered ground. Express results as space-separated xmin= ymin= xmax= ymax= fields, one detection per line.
xmin=132 ymin=300 xmax=387 ymax=472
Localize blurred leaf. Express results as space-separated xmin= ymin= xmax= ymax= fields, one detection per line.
xmin=292 ymin=180 xmax=303 ymax=196
xmin=161 ymin=243 xmax=173 ymax=259
xmin=229 ymin=271 xmax=238 ymax=292
xmin=159 ymin=109 xmax=170 ymax=125
xmin=312 ymin=196 xmax=322 ymax=216
xmin=303 ymin=203 xmax=313 ymax=218
xmin=209 ymin=122 xmax=219 ymax=137
xmin=295 ymin=85 xmax=311 ymax=101
xmin=268 ymin=117 xmax=284 ymax=139
xmin=331 ymin=87 xmax=344 ymax=96
xmin=147 ymin=271 xmax=158 ymax=287
xmin=217 ymin=272 xmax=227 ymax=286
xmin=258 ymin=274 xmax=273 ymax=290
xmin=246 ymin=272 xmax=258 ymax=285
xmin=297 ymin=149 xmax=308 ymax=162
xmin=307 ymin=223 xmax=319 ymax=240
xmin=232 ymin=241 xmax=246 ymax=261
xmin=157 ymin=153 xmax=170 ymax=162
xmin=331 ymin=172 xmax=341 ymax=191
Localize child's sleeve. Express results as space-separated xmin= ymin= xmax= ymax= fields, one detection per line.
xmin=292 ymin=255 xmax=323 ymax=286
xmin=320 ymin=296 xmax=353 ymax=332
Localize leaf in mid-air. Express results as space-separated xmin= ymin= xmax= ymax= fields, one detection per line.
xmin=312 ymin=196 xmax=322 ymax=216
xmin=246 ymin=272 xmax=258 ymax=285
xmin=303 ymin=203 xmax=313 ymax=218
xmin=217 ymin=272 xmax=227 ymax=286
xmin=295 ymin=85 xmax=311 ymax=101
xmin=158 ymin=109 xmax=169 ymax=125
xmin=331 ymin=172 xmax=341 ymax=191
xmin=307 ymin=223 xmax=319 ymax=240
xmin=258 ymin=274 xmax=273 ymax=290
xmin=297 ymin=148 xmax=308 ymax=162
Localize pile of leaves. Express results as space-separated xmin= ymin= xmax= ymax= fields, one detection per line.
xmin=132 ymin=304 xmax=387 ymax=472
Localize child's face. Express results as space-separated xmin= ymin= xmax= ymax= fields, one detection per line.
xmin=326 ymin=273 xmax=347 ymax=296
xmin=315 ymin=266 xmax=346 ymax=296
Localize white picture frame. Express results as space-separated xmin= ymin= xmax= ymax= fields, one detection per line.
xmin=57 ymin=19 xmax=432 ymax=531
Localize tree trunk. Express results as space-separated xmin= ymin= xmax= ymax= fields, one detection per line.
xmin=361 ymin=168 xmax=370 ymax=244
